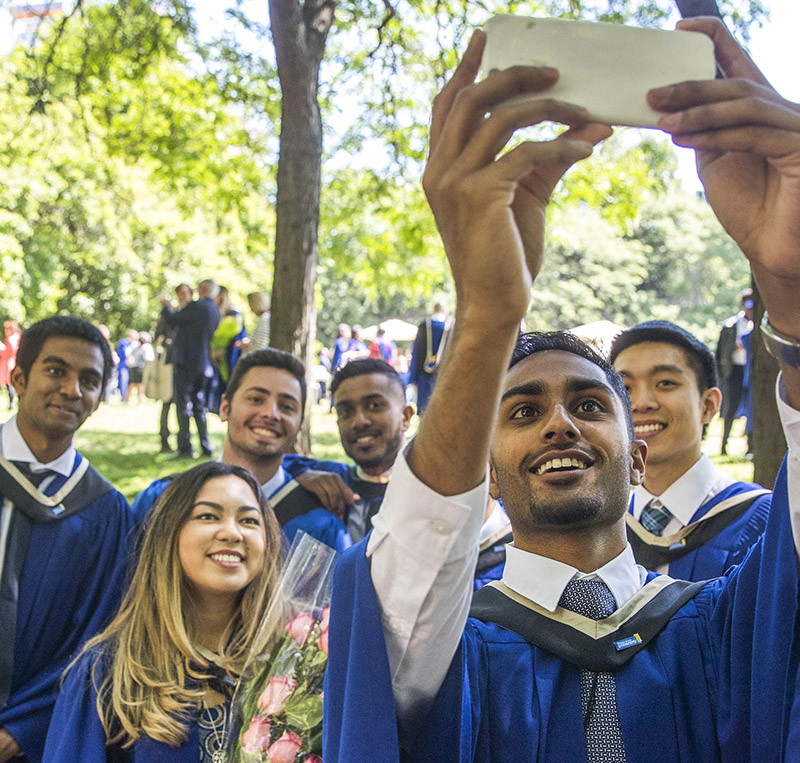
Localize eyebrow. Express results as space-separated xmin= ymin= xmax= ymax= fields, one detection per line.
xmin=244 ymin=386 xmax=300 ymax=404
xmin=40 ymin=355 xmax=102 ymax=376
xmin=501 ymin=377 xmax=615 ymax=404
xmin=192 ymin=501 xmax=261 ymax=513
xmin=335 ymin=393 xmax=387 ymax=407
xmin=501 ymin=380 xmax=547 ymax=403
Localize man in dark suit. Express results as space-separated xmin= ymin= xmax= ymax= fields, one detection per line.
xmin=159 ymin=279 xmax=220 ymax=458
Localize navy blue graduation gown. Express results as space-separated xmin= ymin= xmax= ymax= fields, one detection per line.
xmin=44 ymin=652 xmax=199 ymax=762
xmin=628 ymin=480 xmax=771 ymax=580
xmin=0 ymin=455 xmax=135 ymax=763
xmin=323 ymin=460 xmax=798 ymax=762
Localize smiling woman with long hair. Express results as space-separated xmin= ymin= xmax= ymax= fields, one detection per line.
xmin=43 ymin=461 xmax=282 ymax=762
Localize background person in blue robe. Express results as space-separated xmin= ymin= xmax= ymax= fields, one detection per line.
xmin=132 ymin=349 xmax=352 ymax=550
xmin=716 ymin=289 xmax=754 ymax=455
xmin=323 ymin=18 xmax=800 ymax=762
xmin=44 ymin=461 xmax=283 ymax=762
xmin=409 ymin=303 xmax=451 ymax=415
xmin=609 ymin=321 xmax=771 ymax=579
xmin=0 ymin=316 xmax=136 ymax=763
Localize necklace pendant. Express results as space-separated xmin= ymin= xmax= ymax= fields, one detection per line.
xmin=212 ymin=750 xmax=227 ymax=763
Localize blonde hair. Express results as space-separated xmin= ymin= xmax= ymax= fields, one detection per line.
xmin=247 ymin=291 xmax=270 ymax=315
xmin=75 ymin=462 xmax=282 ymax=747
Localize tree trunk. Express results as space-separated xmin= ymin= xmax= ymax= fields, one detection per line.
xmin=751 ymin=281 xmax=786 ymax=487
xmin=268 ymin=0 xmax=336 ymax=453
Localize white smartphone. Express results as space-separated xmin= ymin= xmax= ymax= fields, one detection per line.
xmin=482 ymin=15 xmax=716 ymax=128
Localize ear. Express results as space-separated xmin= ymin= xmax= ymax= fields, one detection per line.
xmin=629 ymin=438 xmax=647 ymax=487
xmin=9 ymin=365 xmax=26 ymax=397
xmin=401 ymin=404 xmax=414 ymax=431
xmin=488 ymin=458 xmax=501 ymax=500
xmin=219 ymin=395 xmax=230 ymax=423
xmin=701 ymin=386 xmax=722 ymax=425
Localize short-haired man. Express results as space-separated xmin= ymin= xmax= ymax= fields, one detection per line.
xmin=159 ymin=278 xmax=220 ymax=458
xmin=293 ymin=358 xmax=512 ymax=581
xmin=133 ymin=348 xmax=350 ymax=549
xmin=291 ymin=359 xmax=413 ymax=542
xmin=325 ymin=20 xmax=800 ymax=762
xmin=609 ymin=320 xmax=770 ymax=579
xmin=0 ymin=317 xmax=135 ymax=763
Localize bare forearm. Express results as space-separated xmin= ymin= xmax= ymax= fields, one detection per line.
xmin=407 ymin=315 xmax=520 ymax=496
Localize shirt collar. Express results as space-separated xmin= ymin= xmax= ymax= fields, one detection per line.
xmin=355 ymin=464 xmax=393 ymax=484
xmin=1 ymin=415 xmax=76 ymax=477
xmin=261 ymin=465 xmax=289 ymax=499
xmin=632 ymin=453 xmax=734 ymax=526
xmin=502 ymin=541 xmax=645 ymax=613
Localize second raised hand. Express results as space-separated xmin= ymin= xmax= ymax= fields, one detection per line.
xmin=424 ymin=29 xmax=612 ymax=323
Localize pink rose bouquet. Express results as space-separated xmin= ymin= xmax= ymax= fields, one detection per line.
xmin=230 ymin=533 xmax=336 ymax=763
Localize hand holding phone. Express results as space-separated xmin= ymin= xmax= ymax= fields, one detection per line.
xmin=482 ymin=15 xmax=716 ymax=128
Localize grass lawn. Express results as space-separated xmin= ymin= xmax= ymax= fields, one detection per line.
xmin=0 ymin=393 xmax=751 ymax=502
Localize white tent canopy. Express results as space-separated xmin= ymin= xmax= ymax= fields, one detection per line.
xmin=360 ymin=318 xmax=420 ymax=342
xmin=569 ymin=320 xmax=626 ymax=357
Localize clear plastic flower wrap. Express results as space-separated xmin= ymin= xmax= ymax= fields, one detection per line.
xmin=228 ymin=532 xmax=337 ymax=763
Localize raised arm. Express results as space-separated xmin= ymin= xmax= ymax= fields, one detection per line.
xmin=413 ymin=30 xmax=611 ymax=493
xmin=649 ymin=17 xmax=800 ymax=406
xmin=365 ymin=29 xmax=610 ymax=727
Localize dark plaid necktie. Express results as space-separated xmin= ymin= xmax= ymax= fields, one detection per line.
xmin=640 ymin=498 xmax=673 ymax=536
xmin=559 ymin=577 xmax=627 ymax=763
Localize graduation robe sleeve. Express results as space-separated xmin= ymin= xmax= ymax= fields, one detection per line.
xmin=44 ymin=651 xmax=200 ymax=763
xmin=323 ymin=538 xmax=400 ymax=763
xmin=323 ymin=459 xmax=800 ymax=763
xmin=0 ymin=489 xmax=136 ymax=763
xmin=281 ymin=454 xmax=352 ymax=484
xmin=130 ymin=477 xmax=171 ymax=524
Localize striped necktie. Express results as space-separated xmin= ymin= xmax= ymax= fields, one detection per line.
xmin=12 ymin=462 xmax=57 ymax=493
xmin=640 ymin=498 xmax=673 ymax=536
xmin=559 ymin=577 xmax=627 ymax=763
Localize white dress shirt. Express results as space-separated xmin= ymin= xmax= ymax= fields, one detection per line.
xmin=370 ymin=374 xmax=800 ymax=722
xmin=631 ymin=453 xmax=737 ymax=535
xmin=261 ymin=464 xmax=289 ymax=499
xmin=0 ymin=415 xmax=77 ymax=585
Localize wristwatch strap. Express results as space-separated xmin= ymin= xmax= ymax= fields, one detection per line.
xmin=761 ymin=312 xmax=800 ymax=369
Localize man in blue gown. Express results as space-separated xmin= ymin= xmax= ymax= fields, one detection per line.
xmin=133 ymin=348 xmax=352 ymax=550
xmin=324 ymin=18 xmax=800 ymax=762
xmin=610 ymin=321 xmax=771 ymax=579
xmin=0 ymin=317 xmax=135 ymax=763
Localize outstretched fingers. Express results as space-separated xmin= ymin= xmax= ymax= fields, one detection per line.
xmin=429 ymin=29 xmax=486 ymax=154
xmin=429 ymin=52 xmax=565 ymax=175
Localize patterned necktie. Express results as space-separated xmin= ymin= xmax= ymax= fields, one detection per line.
xmin=639 ymin=498 xmax=673 ymax=536
xmin=559 ymin=578 xmax=627 ymax=763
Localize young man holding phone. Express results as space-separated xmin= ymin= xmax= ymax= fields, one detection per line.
xmin=324 ymin=17 xmax=800 ymax=762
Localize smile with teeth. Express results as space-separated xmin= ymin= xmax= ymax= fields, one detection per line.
xmin=209 ymin=552 xmax=244 ymax=563
xmin=634 ymin=423 xmax=665 ymax=434
xmin=535 ymin=457 xmax=589 ymax=476
xmin=252 ymin=426 xmax=280 ymax=437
